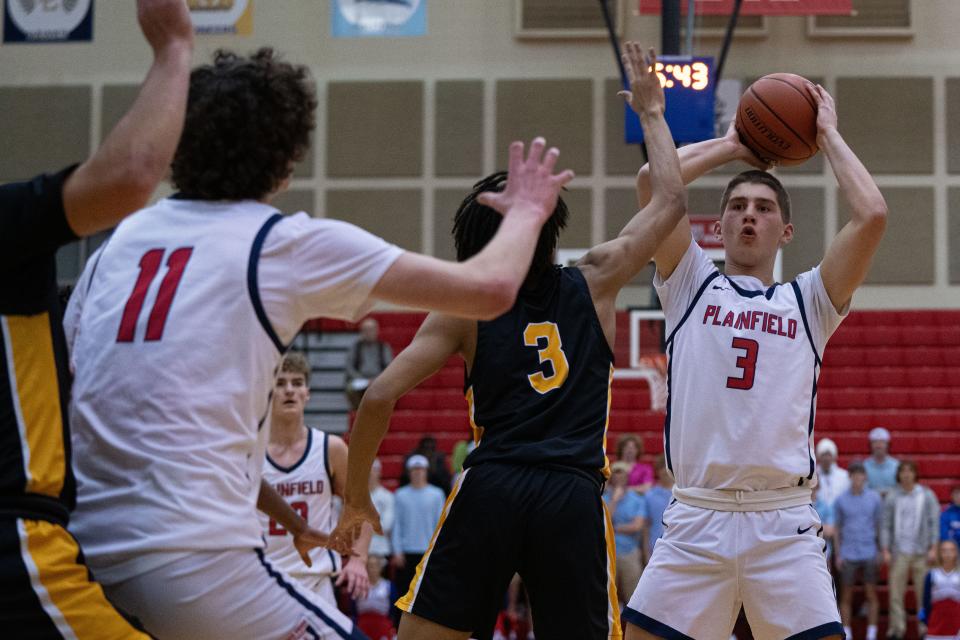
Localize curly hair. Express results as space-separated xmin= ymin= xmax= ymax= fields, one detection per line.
xmin=171 ymin=48 xmax=317 ymax=201
xmin=452 ymin=171 xmax=568 ymax=286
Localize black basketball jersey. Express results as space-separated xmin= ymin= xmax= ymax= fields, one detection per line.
xmin=462 ymin=266 xmax=614 ymax=478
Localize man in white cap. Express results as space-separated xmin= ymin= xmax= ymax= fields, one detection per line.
xmin=391 ymin=454 xmax=445 ymax=624
xmin=816 ymin=438 xmax=850 ymax=509
xmin=864 ymin=427 xmax=899 ymax=497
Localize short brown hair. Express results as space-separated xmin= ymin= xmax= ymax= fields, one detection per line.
xmin=896 ymin=460 xmax=919 ymax=483
xmin=720 ymin=170 xmax=791 ymax=224
xmin=280 ymin=351 xmax=310 ymax=385
xmin=616 ymin=434 xmax=644 ymax=459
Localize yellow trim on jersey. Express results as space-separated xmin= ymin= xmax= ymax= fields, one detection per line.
xmin=19 ymin=519 xmax=149 ymax=639
xmin=600 ymin=364 xmax=614 ymax=480
xmin=5 ymin=314 xmax=66 ymax=497
xmin=464 ymin=387 xmax=484 ymax=445
xmin=396 ymin=469 xmax=468 ymax=612
xmin=602 ymin=502 xmax=624 ymax=639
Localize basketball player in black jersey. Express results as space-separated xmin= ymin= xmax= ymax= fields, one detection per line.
xmin=330 ymin=43 xmax=685 ymax=640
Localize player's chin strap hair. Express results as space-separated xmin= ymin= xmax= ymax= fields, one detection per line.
xmin=673 ymin=486 xmax=813 ymax=512
xmin=452 ymin=171 xmax=569 ymax=287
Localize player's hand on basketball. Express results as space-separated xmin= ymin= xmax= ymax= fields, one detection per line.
xmin=293 ymin=526 xmax=331 ymax=568
xmin=329 ymin=498 xmax=383 ymax=556
xmin=723 ymin=121 xmax=771 ymax=170
xmin=805 ymin=83 xmax=838 ymax=139
xmin=617 ymin=42 xmax=665 ymax=118
xmin=476 ymin=138 xmax=575 ymax=225
xmin=137 ymin=0 xmax=194 ymax=56
xmin=336 ymin=556 xmax=371 ymax=600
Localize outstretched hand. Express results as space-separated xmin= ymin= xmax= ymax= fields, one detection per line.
xmin=805 ymin=83 xmax=838 ymax=139
xmin=328 ymin=498 xmax=383 ymax=557
xmin=618 ymin=42 xmax=665 ymax=118
xmin=293 ymin=526 xmax=330 ymax=568
xmin=476 ymin=137 xmax=575 ymax=225
xmin=137 ymin=0 xmax=194 ymax=56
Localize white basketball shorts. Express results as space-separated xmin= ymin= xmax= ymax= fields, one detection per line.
xmin=101 ymin=548 xmax=363 ymax=640
xmin=625 ymin=500 xmax=842 ymax=640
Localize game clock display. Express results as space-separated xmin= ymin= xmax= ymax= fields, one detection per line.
xmin=625 ymin=56 xmax=715 ymax=144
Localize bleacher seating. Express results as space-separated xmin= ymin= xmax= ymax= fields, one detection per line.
xmin=315 ymin=309 xmax=959 ymax=638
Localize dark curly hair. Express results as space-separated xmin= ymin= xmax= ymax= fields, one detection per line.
xmin=171 ymin=48 xmax=317 ymax=201
xmin=452 ymin=171 xmax=568 ymax=286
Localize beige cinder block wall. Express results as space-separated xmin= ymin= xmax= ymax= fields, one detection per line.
xmin=1 ymin=0 xmax=957 ymax=309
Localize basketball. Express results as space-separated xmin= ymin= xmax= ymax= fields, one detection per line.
xmin=735 ymin=73 xmax=819 ymax=167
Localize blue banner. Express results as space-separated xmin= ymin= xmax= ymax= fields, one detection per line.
xmin=331 ymin=0 xmax=426 ymax=38
xmin=4 ymin=0 xmax=93 ymax=43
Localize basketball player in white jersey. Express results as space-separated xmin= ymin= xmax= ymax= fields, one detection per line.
xmin=63 ymin=48 xmax=573 ymax=640
xmin=261 ymin=352 xmax=372 ymax=604
xmin=623 ymin=85 xmax=887 ymax=640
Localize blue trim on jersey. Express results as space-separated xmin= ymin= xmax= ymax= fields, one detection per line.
xmin=790 ymin=282 xmax=821 ymax=366
xmin=663 ymin=271 xmax=720 ymax=475
xmin=255 ymin=548 xmax=366 ymax=639
xmin=622 ymin=607 xmax=694 ymax=640
xmin=783 ymin=621 xmax=844 ymax=640
xmin=321 ymin=432 xmax=339 ymax=572
xmin=664 ymin=341 xmax=675 ymax=475
xmin=791 ymin=281 xmax=821 ymax=480
xmin=726 ymin=277 xmax=781 ymax=300
xmin=248 ymin=213 xmax=287 ymax=354
xmin=266 ymin=428 xmax=313 ymax=474
xmin=665 ymin=271 xmax=721 ymax=346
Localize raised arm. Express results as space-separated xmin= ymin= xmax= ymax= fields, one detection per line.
xmin=636 ymin=123 xmax=770 ymax=280
xmin=370 ymin=138 xmax=574 ymax=320
xmin=63 ymin=0 xmax=193 ymax=237
xmin=577 ymin=43 xmax=686 ymax=300
xmin=328 ymin=313 xmax=471 ymax=554
xmin=813 ymin=85 xmax=887 ymax=313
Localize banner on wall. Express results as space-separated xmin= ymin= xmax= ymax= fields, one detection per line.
xmin=331 ymin=0 xmax=426 ymax=38
xmin=188 ymin=0 xmax=253 ymax=36
xmin=638 ymin=0 xmax=852 ymax=15
xmin=3 ymin=0 xmax=93 ymax=43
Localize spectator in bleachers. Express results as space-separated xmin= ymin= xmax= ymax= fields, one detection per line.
xmin=941 ymin=486 xmax=960 ymax=547
xmin=813 ymin=482 xmax=837 ymax=564
xmin=345 ymin=317 xmax=393 ymax=409
xmin=816 ymin=437 xmax=850 ymax=509
xmin=368 ymin=458 xmax=394 ymax=561
xmin=604 ymin=461 xmax=647 ymax=607
xmin=643 ymin=455 xmax=673 ymax=565
xmin=352 ymin=555 xmax=397 ymax=640
xmin=390 ymin=454 xmax=445 ymax=623
xmin=864 ymin=427 xmax=899 ymax=497
xmin=401 ymin=435 xmax=453 ymax=494
xmin=920 ymin=539 xmax=960 ymax=640
xmin=881 ymin=460 xmax=942 ymax=640
xmin=616 ymin=434 xmax=654 ymax=493
xmin=835 ymin=462 xmax=883 ymax=640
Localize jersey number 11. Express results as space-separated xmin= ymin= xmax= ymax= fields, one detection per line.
xmin=116 ymin=247 xmax=194 ymax=343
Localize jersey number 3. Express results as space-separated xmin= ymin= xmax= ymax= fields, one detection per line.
xmin=117 ymin=247 xmax=193 ymax=343
xmin=524 ymin=322 xmax=569 ymax=394
xmin=726 ymin=337 xmax=759 ymax=390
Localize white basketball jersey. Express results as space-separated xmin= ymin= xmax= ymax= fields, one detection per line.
xmin=64 ymin=198 xmax=401 ymax=581
xmin=655 ymin=240 xmax=845 ymax=492
xmin=260 ymin=429 xmax=341 ymax=579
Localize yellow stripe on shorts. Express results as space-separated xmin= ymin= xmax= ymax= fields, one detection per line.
xmin=602 ymin=502 xmax=623 ymax=639
xmin=18 ymin=519 xmax=149 ymax=640
xmin=396 ymin=469 xmax=469 ymax=612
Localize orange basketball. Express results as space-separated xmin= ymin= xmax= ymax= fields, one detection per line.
xmin=735 ymin=73 xmax=819 ymax=166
